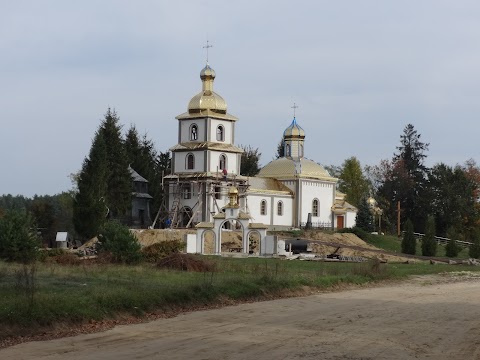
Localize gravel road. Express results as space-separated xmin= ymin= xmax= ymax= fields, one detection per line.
xmin=2 ymin=274 xmax=480 ymax=359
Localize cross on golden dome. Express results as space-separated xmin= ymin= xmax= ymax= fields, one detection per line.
xmin=203 ymin=40 xmax=213 ymax=63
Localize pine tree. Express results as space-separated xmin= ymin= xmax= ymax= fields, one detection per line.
xmin=421 ymin=215 xmax=437 ymax=257
xmin=99 ymin=108 xmax=131 ymax=219
xmin=73 ymin=132 xmax=108 ymax=239
xmin=378 ymin=124 xmax=429 ymax=232
xmin=401 ymin=219 xmax=416 ymax=255
xmin=355 ymin=197 xmax=374 ymax=232
xmin=445 ymin=226 xmax=460 ymax=258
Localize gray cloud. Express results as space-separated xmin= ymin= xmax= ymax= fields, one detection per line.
xmin=1 ymin=0 xmax=480 ymax=196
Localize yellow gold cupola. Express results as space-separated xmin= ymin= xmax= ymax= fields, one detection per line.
xmin=187 ymin=64 xmax=228 ymax=115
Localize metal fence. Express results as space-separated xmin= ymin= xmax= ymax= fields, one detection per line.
xmin=300 ymin=221 xmax=333 ymax=230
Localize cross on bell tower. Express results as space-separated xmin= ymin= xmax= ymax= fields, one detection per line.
xmin=203 ymin=40 xmax=213 ymax=63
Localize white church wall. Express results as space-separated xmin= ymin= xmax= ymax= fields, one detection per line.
xmin=345 ymin=210 xmax=356 ymax=228
xmin=272 ymin=196 xmax=294 ymax=227
xmin=179 ymin=118 xmax=207 ymax=143
xmin=247 ymin=194 xmax=271 ymax=225
xmin=300 ymin=180 xmax=335 ymax=225
xmin=174 ymin=151 xmax=205 ymax=173
xmin=207 ymin=150 xmax=239 ymax=175
xmin=247 ymin=194 xmax=293 ymax=227
xmin=210 ymin=119 xmax=233 ymax=143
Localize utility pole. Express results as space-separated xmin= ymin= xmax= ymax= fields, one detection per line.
xmin=397 ymin=201 xmax=401 ymax=236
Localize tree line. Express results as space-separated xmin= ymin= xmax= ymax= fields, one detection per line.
xmin=328 ymin=124 xmax=480 ymax=246
xmin=1 ymin=113 xmax=479 ymax=249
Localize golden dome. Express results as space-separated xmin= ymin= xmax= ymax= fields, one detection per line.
xmin=258 ymin=157 xmax=335 ymax=181
xmin=283 ymin=118 xmax=305 ymax=138
xmin=187 ymin=64 xmax=227 ymax=114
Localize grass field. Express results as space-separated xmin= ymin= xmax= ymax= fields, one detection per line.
xmin=1 ymin=256 xmax=479 ymax=341
xmin=362 ymin=233 xmax=470 ymax=258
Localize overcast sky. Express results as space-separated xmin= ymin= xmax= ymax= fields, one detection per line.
xmin=1 ymin=0 xmax=480 ymax=196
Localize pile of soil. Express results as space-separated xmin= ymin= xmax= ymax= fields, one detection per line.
xmin=132 ymin=229 xmax=196 ymax=247
xmin=156 ymin=253 xmax=215 ymax=272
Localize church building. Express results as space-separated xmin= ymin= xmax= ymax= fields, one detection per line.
xmin=164 ymin=62 xmax=357 ymax=230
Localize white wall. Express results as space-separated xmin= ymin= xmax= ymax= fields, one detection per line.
xmin=210 ymin=119 xmax=233 ymax=144
xmin=345 ymin=210 xmax=356 ymax=228
xmin=300 ymin=180 xmax=335 ymax=225
xmin=247 ymin=193 xmax=293 ymax=226
xmin=207 ymin=150 xmax=239 ymax=175
xmin=179 ymin=118 xmax=207 ymax=143
xmin=174 ymin=151 xmax=205 ymax=173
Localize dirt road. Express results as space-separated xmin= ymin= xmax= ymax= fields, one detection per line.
xmin=3 ymin=274 xmax=480 ymax=360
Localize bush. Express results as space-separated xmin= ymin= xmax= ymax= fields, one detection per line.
xmin=142 ymin=240 xmax=184 ymax=262
xmin=421 ymin=216 xmax=437 ymax=257
xmin=97 ymin=221 xmax=141 ymax=264
xmin=0 ymin=210 xmax=40 ymax=263
xmin=401 ymin=219 xmax=416 ymax=255
xmin=156 ymin=253 xmax=215 ymax=272
xmin=469 ymin=232 xmax=480 ymax=259
xmin=445 ymin=227 xmax=460 ymax=258
xmin=338 ymin=227 xmax=369 ymax=241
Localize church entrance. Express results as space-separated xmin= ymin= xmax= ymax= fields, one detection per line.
xmin=337 ymin=216 xmax=344 ymax=229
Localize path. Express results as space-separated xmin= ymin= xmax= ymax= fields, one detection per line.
xmin=2 ymin=274 xmax=480 ymax=359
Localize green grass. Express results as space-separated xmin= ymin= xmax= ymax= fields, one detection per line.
xmin=1 ymin=257 xmax=479 ymax=340
xmin=358 ymin=233 xmax=470 ymax=258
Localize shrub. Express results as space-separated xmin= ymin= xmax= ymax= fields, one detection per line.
xmin=469 ymin=232 xmax=480 ymax=259
xmin=156 ymin=253 xmax=215 ymax=272
xmin=142 ymin=240 xmax=184 ymax=262
xmin=421 ymin=216 xmax=437 ymax=257
xmin=338 ymin=227 xmax=369 ymax=241
xmin=0 ymin=210 xmax=40 ymax=264
xmin=97 ymin=221 xmax=141 ymax=264
xmin=401 ymin=219 xmax=416 ymax=255
xmin=445 ymin=227 xmax=460 ymax=258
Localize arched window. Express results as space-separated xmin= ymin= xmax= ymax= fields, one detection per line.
xmin=190 ymin=124 xmax=198 ymax=140
xmin=299 ymin=144 xmax=304 ymax=157
xmin=286 ymin=144 xmax=291 ymax=157
xmin=186 ymin=153 xmax=195 ymax=170
xmin=260 ymin=200 xmax=267 ymax=216
xmin=216 ymin=125 xmax=224 ymax=141
xmin=277 ymin=201 xmax=283 ymax=216
xmin=312 ymin=198 xmax=319 ymax=217
xmin=219 ymin=154 xmax=227 ymax=170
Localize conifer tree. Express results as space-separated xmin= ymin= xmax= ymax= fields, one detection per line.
xmin=445 ymin=227 xmax=460 ymax=258
xmin=469 ymin=231 xmax=480 ymax=259
xmin=421 ymin=215 xmax=437 ymax=256
xmin=99 ymin=108 xmax=131 ymax=219
xmin=73 ymin=132 xmax=108 ymax=238
xmin=401 ymin=218 xmax=416 ymax=255
xmin=355 ymin=197 xmax=374 ymax=232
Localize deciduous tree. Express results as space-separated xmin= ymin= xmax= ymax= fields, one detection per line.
xmin=338 ymin=157 xmax=369 ymax=208
xmin=240 ymin=145 xmax=261 ymax=176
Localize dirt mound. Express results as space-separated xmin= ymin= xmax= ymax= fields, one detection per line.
xmin=156 ymin=253 xmax=215 ymax=272
xmin=132 ymin=229 xmax=196 ymax=247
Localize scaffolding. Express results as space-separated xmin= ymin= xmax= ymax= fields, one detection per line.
xmin=151 ymin=174 xmax=249 ymax=229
